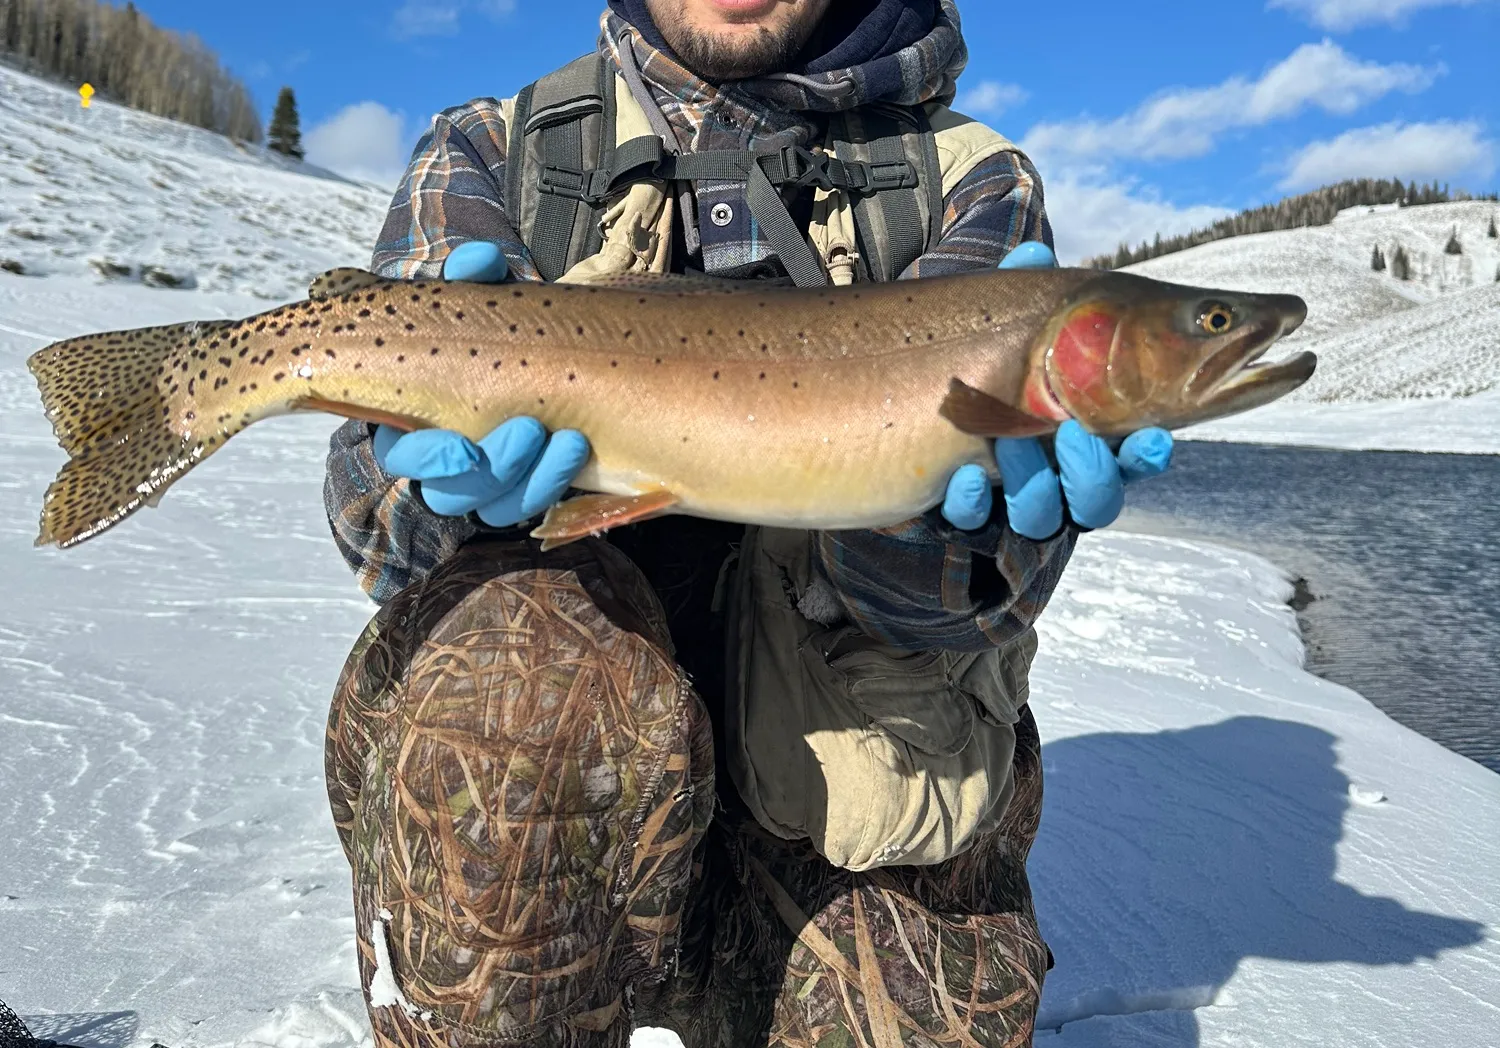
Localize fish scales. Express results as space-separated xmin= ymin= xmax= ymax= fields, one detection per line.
xmin=27 ymin=267 xmax=1314 ymax=549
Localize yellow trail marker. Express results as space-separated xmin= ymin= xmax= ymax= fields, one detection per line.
xmin=79 ymin=83 xmax=94 ymax=109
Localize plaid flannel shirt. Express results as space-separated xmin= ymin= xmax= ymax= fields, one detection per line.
xmin=324 ymin=4 xmax=1076 ymax=652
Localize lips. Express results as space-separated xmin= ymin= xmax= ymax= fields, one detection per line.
xmin=705 ymin=0 xmax=782 ymax=17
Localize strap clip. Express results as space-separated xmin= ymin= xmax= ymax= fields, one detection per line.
xmin=776 ymin=145 xmax=839 ymax=191
xmin=538 ymin=164 xmax=610 ymax=203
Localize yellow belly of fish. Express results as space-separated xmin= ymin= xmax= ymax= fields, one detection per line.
xmin=567 ymin=403 xmax=995 ymax=529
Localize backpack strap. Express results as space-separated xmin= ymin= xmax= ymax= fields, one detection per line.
xmin=832 ymin=105 xmax=945 ymax=282
xmin=507 ymin=54 xmax=616 ymax=281
xmin=512 ymin=55 xmax=946 ymax=286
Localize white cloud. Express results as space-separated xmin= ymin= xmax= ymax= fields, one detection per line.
xmin=1279 ymin=120 xmax=1497 ymax=190
xmin=1021 ymin=41 xmax=1439 ymax=165
xmin=390 ymin=0 xmax=514 ymax=40
xmin=304 ymin=102 xmax=412 ymax=189
xmin=1268 ymin=0 xmax=1486 ymax=31
xmin=392 ymin=2 xmax=461 ymax=38
xmin=955 ymin=80 xmax=1029 ymax=117
xmin=1044 ymin=177 xmax=1235 ymax=265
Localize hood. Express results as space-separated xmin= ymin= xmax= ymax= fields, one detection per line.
xmin=601 ymin=0 xmax=968 ymax=115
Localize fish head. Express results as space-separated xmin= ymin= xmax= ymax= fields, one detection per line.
xmin=1030 ymin=272 xmax=1315 ymax=436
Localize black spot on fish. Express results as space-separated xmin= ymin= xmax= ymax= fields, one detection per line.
xmin=712 ymin=371 xmax=719 ymax=380
xmin=430 ymin=347 xmax=440 ymax=356
xmin=469 ymin=348 xmax=478 ymax=357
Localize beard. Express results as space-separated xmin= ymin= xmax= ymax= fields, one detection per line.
xmin=644 ymin=0 xmax=824 ymax=81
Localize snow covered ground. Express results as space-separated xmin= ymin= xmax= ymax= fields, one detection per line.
xmin=1128 ymin=201 xmax=1500 ymax=454
xmin=2 ymin=65 xmax=1498 ymax=1048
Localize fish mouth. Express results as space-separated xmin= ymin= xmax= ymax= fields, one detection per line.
xmin=1186 ymin=295 xmax=1310 ymax=403
xmin=1207 ymin=348 xmax=1318 ymax=406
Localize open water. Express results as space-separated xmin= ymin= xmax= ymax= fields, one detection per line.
xmin=1117 ymin=441 xmax=1500 ymax=775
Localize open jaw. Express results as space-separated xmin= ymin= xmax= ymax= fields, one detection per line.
xmin=1196 ymin=343 xmax=1318 ymax=416
xmin=1186 ymin=304 xmax=1309 ymax=402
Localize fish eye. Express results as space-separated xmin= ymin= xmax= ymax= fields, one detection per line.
xmin=1199 ymin=303 xmax=1235 ymax=335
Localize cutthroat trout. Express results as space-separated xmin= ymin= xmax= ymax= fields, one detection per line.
xmin=28 ymin=267 xmax=1312 ymax=550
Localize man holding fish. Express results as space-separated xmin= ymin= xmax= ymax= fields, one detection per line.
xmin=26 ymin=0 xmax=1315 ymax=1044
xmin=324 ymin=2 xmax=1172 ymax=1044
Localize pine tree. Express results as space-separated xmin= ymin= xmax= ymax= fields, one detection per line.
xmin=267 ymin=85 xmax=304 ymax=160
xmin=1391 ymin=245 xmax=1412 ymax=281
xmin=1371 ymin=244 xmax=1386 ymax=272
xmin=1488 ymin=215 xmax=1498 ymax=239
xmin=1444 ymin=228 xmax=1463 ymax=255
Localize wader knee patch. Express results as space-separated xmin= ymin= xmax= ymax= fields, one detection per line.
xmin=330 ymin=539 xmax=713 ymax=1042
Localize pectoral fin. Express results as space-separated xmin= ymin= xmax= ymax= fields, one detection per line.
xmin=530 ymin=490 xmax=681 ymax=550
xmin=939 ymin=378 xmax=1057 ymax=438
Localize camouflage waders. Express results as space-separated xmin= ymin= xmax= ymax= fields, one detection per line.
xmin=326 ymin=538 xmax=1050 ymax=1048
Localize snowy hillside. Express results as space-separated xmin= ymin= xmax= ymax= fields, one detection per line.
xmin=0 ymin=61 xmax=391 ymax=300
xmin=1126 ymin=201 xmax=1500 ymax=452
xmin=2 ymin=64 xmax=1498 ymax=1048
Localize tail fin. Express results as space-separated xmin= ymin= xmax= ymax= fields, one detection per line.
xmin=28 ymin=319 xmax=234 ymax=548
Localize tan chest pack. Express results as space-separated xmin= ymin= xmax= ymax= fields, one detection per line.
xmin=501 ymin=55 xmax=1038 ymax=869
xmin=723 ymin=528 xmax=1038 ymax=871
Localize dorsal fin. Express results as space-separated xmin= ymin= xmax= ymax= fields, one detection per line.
xmin=308 ymin=268 xmax=387 ymax=301
xmin=565 ymin=270 xmax=795 ymax=295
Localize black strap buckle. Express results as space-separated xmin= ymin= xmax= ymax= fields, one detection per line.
xmin=776 ymin=145 xmax=838 ymax=191
xmin=538 ymin=164 xmax=611 ymax=203
xmin=866 ymin=159 xmax=916 ymax=190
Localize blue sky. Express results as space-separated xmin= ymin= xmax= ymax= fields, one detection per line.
xmin=134 ymin=0 xmax=1498 ymax=261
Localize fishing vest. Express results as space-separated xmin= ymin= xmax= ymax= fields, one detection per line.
xmin=499 ymin=53 xmax=1037 ymax=871
xmin=501 ymin=52 xmax=1023 ymax=287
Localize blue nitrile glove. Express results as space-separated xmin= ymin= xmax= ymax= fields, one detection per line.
xmin=940 ymin=241 xmax=1175 ymax=539
xmin=372 ymin=242 xmax=591 ymax=528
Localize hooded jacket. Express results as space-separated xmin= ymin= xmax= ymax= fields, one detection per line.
xmin=324 ymin=0 xmax=1075 ymax=658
